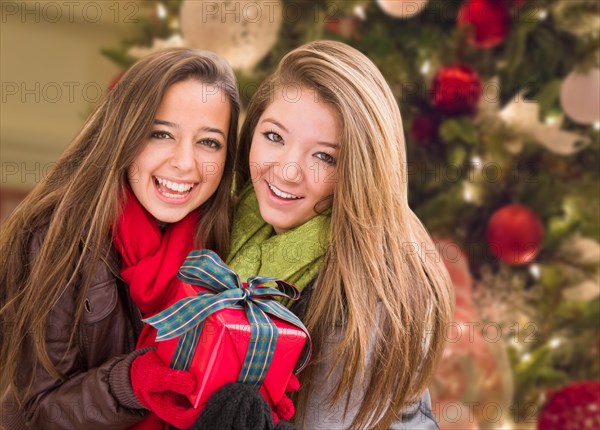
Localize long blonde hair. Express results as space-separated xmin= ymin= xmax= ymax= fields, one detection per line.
xmin=236 ymin=41 xmax=454 ymax=429
xmin=0 ymin=48 xmax=240 ymax=399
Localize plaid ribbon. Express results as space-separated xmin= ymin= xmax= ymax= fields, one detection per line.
xmin=143 ymin=249 xmax=312 ymax=386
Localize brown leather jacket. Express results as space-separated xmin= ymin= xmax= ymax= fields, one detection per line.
xmin=1 ymin=233 xmax=149 ymax=429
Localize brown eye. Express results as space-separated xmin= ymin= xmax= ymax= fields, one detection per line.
xmin=150 ymin=131 xmax=173 ymax=140
xmin=198 ymin=139 xmax=222 ymax=150
xmin=315 ymin=152 xmax=336 ymax=166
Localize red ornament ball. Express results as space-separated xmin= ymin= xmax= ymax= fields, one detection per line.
xmin=410 ymin=113 xmax=439 ymax=145
xmin=431 ymin=65 xmax=482 ymax=115
xmin=457 ymin=0 xmax=509 ymax=48
xmin=538 ymin=381 xmax=600 ymax=430
xmin=486 ymin=204 xmax=544 ymax=265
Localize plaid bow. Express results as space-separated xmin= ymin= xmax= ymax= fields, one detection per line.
xmin=143 ymin=249 xmax=312 ymax=386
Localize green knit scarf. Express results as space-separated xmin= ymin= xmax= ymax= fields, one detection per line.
xmin=226 ymin=184 xmax=330 ymax=303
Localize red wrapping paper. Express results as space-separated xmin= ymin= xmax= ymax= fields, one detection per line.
xmin=153 ymin=282 xmax=308 ymax=409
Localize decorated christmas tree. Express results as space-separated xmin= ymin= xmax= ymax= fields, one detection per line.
xmin=104 ymin=1 xmax=600 ymax=428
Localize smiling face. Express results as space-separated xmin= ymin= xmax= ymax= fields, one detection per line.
xmin=127 ymin=79 xmax=230 ymax=223
xmin=249 ymin=88 xmax=341 ymax=234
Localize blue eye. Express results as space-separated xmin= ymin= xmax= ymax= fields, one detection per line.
xmin=315 ymin=152 xmax=336 ymax=166
xmin=263 ymin=131 xmax=283 ymax=143
xmin=150 ymin=130 xmax=173 ymax=140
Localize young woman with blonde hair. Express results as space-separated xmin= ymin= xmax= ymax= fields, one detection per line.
xmin=208 ymin=40 xmax=454 ymax=429
xmin=0 ymin=48 xmax=240 ymax=429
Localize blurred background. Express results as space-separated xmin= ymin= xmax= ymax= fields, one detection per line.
xmin=1 ymin=1 xmax=599 ymax=429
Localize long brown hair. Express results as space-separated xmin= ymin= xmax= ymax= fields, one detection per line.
xmin=236 ymin=41 xmax=454 ymax=429
xmin=0 ymin=48 xmax=240 ymax=399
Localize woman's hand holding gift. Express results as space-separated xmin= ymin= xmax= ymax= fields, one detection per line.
xmin=273 ymin=374 xmax=300 ymax=423
xmin=130 ymin=349 xmax=202 ymax=429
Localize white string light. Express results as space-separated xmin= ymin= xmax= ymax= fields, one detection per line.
xmin=156 ymin=2 xmax=167 ymax=20
xmin=353 ymin=5 xmax=366 ymax=20
xmin=529 ymin=264 xmax=541 ymax=279
xmin=544 ymin=115 xmax=559 ymax=125
xmin=463 ymin=182 xmax=474 ymax=202
xmin=549 ymin=338 xmax=562 ymax=349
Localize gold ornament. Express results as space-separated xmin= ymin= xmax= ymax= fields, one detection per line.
xmin=376 ymin=0 xmax=428 ymax=18
xmin=180 ymin=0 xmax=282 ymax=72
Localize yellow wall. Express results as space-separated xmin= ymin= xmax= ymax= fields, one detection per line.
xmin=1 ymin=0 xmax=145 ymax=191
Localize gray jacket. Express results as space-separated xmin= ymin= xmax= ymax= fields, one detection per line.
xmin=291 ymin=285 xmax=439 ymax=430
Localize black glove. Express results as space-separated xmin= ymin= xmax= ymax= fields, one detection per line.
xmin=187 ymin=383 xmax=296 ymax=430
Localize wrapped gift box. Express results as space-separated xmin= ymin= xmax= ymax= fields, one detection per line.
xmin=145 ymin=250 xmax=311 ymax=410
xmin=155 ymin=282 xmax=307 ymax=409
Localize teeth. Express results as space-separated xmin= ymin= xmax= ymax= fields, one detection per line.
xmin=155 ymin=177 xmax=194 ymax=193
xmin=162 ymin=191 xmax=187 ymax=199
xmin=268 ymin=183 xmax=300 ymax=200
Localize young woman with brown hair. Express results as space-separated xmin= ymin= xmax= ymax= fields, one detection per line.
xmin=217 ymin=40 xmax=454 ymax=429
xmin=0 ymin=48 xmax=240 ymax=429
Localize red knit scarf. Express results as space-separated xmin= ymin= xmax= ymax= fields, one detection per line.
xmin=113 ymin=188 xmax=198 ymax=430
xmin=113 ymin=187 xmax=199 ymax=341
